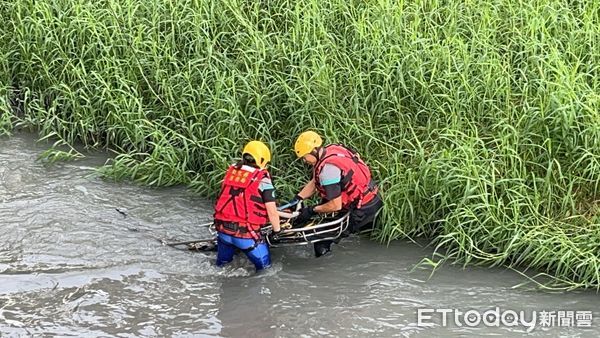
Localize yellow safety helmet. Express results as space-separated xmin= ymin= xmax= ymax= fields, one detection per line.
xmin=242 ymin=140 xmax=271 ymax=169
xmin=294 ymin=131 xmax=323 ymax=158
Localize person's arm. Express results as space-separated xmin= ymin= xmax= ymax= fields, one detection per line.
xmin=265 ymin=201 xmax=281 ymax=232
xmin=314 ymin=164 xmax=343 ymax=213
xmin=297 ymin=179 xmax=316 ymax=199
xmin=259 ymin=176 xmax=282 ymax=232
xmin=314 ymin=196 xmax=342 ymax=213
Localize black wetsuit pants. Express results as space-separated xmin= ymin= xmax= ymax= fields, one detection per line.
xmin=313 ymin=193 xmax=384 ymax=257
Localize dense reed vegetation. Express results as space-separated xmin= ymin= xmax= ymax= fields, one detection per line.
xmin=1 ymin=0 xmax=599 ymax=289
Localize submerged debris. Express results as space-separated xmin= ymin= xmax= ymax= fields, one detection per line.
xmin=115 ymin=208 xmax=128 ymax=218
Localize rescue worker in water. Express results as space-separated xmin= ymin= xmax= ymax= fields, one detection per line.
xmin=213 ymin=141 xmax=282 ymax=271
xmin=288 ymin=131 xmax=384 ymax=257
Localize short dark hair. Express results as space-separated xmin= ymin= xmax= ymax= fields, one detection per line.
xmin=242 ymin=153 xmax=257 ymax=166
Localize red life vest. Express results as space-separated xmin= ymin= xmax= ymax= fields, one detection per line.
xmin=314 ymin=144 xmax=378 ymax=209
xmin=213 ymin=164 xmax=270 ymax=239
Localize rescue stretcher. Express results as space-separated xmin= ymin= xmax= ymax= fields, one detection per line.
xmin=164 ymin=201 xmax=350 ymax=250
xmin=263 ymin=210 xmax=350 ymax=247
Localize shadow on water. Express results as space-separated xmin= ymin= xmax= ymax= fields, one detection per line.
xmin=1 ymin=133 xmax=599 ymax=337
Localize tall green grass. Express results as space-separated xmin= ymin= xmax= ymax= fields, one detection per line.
xmin=1 ymin=0 xmax=599 ymax=289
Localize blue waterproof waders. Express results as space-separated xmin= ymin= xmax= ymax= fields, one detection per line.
xmin=216 ymin=232 xmax=271 ymax=270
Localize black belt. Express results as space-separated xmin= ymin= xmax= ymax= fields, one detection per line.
xmin=216 ymin=221 xmax=252 ymax=233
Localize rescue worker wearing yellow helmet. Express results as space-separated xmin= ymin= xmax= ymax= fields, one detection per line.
xmin=288 ymin=131 xmax=383 ymax=257
xmin=213 ymin=141 xmax=282 ymax=270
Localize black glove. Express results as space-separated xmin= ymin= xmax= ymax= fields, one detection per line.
xmin=270 ymin=229 xmax=282 ymax=242
xmin=294 ymin=206 xmax=316 ymax=225
xmin=283 ymin=194 xmax=303 ymax=211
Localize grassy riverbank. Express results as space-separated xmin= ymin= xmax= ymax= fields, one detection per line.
xmin=1 ymin=0 xmax=599 ymax=289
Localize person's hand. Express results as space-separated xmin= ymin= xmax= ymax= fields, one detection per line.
xmin=270 ymin=229 xmax=282 ymax=242
xmin=283 ymin=194 xmax=303 ymax=211
xmin=294 ymin=206 xmax=315 ymax=225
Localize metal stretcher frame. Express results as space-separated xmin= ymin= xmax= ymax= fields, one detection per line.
xmin=264 ymin=211 xmax=350 ymax=247
xmin=170 ymin=208 xmax=350 ymax=249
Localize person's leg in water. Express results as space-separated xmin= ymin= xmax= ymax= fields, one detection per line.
xmin=244 ymin=242 xmax=272 ymax=270
xmin=312 ymin=195 xmax=384 ymax=258
xmin=314 ymin=240 xmax=333 ymax=257
xmin=216 ymin=232 xmax=237 ymax=266
xmin=310 ymin=210 xmax=354 ymax=258
xmin=231 ymin=237 xmax=272 ymax=271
